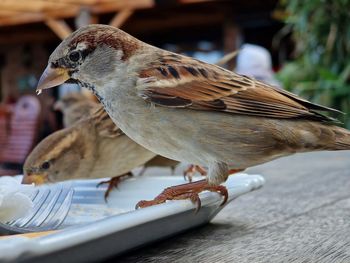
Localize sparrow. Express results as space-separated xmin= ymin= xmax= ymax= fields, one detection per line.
xmin=36 ymin=24 xmax=350 ymax=209
xmin=54 ymin=92 xmax=98 ymax=127
xmin=55 ymin=92 xmax=180 ymax=177
xmin=22 ymin=105 xmax=157 ymax=199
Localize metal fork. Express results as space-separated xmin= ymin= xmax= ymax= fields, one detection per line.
xmin=0 ymin=184 xmax=74 ymax=234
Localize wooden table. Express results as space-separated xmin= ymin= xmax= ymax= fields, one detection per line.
xmin=114 ymin=151 xmax=350 ymax=262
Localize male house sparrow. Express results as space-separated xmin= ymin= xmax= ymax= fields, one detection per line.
xmin=22 ymin=105 xmax=157 ymax=199
xmin=36 ymin=25 xmax=350 ymax=208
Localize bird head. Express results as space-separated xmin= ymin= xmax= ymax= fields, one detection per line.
xmin=22 ymin=125 xmax=94 ymax=185
xmin=37 ymin=24 xmax=141 ymax=96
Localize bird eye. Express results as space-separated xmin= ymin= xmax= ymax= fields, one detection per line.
xmin=69 ymin=51 xmax=81 ymax=62
xmin=41 ymin=161 xmax=50 ymax=170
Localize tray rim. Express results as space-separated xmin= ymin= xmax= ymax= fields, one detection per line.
xmin=0 ymin=173 xmax=265 ymax=262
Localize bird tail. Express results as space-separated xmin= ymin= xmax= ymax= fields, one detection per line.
xmin=329 ymin=126 xmax=350 ymax=150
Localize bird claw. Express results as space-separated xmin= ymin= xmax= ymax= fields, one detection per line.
xmin=183 ymin=165 xmax=207 ymax=182
xmin=135 ymin=192 xmax=202 ymax=211
xmin=215 ymin=185 xmax=229 ymax=206
xmin=96 ymin=177 xmax=121 ymax=202
xmin=135 ymin=179 xmax=228 ymax=212
xmin=135 ymin=199 xmax=164 ymax=210
xmin=96 ymin=172 xmax=133 ymax=201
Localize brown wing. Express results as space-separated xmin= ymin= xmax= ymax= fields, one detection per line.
xmin=91 ymin=105 xmax=124 ymax=138
xmin=137 ymin=53 xmax=340 ymax=122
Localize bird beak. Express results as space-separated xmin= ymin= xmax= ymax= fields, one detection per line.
xmin=22 ymin=174 xmax=47 ymax=185
xmin=36 ymin=65 xmax=70 ymax=94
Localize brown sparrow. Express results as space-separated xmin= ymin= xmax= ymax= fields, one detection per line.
xmin=36 ymin=24 xmax=350 ymax=208
xmin=54 ymin=92 xmax=98 ymax=127
xmin=22 ymin=105 xmax=157 ymax=199
xmin=55 ymin=92 xmax=180 ymax=178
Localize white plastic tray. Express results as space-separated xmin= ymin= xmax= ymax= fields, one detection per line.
xmin=0 ymin=173 xmax=264 ymax=262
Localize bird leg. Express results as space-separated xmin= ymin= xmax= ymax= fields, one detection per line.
xmin=135 ymin=179 xmax=228 ymax=211
xmin=97 ymin=172 xmax=133 ymax=201
xmin=183 ymin=164 xmax=207 ymax=182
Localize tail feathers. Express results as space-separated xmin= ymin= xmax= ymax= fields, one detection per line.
xmin=331 ymin=126 xmax=350 ymax=150
xmin=335 ymin=142 xmax=350 ymax=150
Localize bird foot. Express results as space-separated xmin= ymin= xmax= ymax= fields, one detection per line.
xmin=135 ymin=179 xmax=228 ymax=211
xmin=183 ymin=164 xmax=207 ymax=182
xmin=97 ymin=172 xmax=133 ymax=201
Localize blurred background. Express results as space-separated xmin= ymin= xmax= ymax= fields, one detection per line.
xmin=0 ymin=0 xmax=348 ymax=175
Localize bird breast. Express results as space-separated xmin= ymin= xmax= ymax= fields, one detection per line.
xmin=91 ymin=134 xmax=156 ymax=178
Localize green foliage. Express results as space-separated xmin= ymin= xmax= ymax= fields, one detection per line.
xmin=277 ymin=0 xmax=350 ymax=126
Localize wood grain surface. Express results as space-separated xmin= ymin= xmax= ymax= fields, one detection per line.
xmin=112 ymin=151 xmax=350 ymax=263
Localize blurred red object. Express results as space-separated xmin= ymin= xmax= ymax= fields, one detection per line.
xmin=0 ymin=104 xmax=12 ymax=148
xmin=0 ymin=95 xmax=41 ymax=175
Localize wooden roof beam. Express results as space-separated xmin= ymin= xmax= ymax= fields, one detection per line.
xmin=109 ymin=9 xmax=133 ymax=28
xmin=0 ymin=1 xmax=77 ymax=12
xmin=0 ymin=9 xmax=78 ymax=26
xmin=47 ymin=0 xmax=117 ymax=4
xmin=0 ymin=13 xmax=47 ymax=26
xmin=91 ymin=0 xmax=154 ymax=13
xmin=0 ymin=0 xmax=153 ymax=26
xmin=0 ymin=10 xmax=25 ymax=17
xmin=47 ymin=0 xmax=99 ymax=4
xmin=45 ymin=19 xmax=73 ymax=40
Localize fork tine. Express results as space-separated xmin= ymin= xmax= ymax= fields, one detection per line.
xmin=11 ymin=188 xmax=51 ymax=227
xmin=0 ymin=185 xmax=74 ymax=234
xmin=28 ymin=187 xmax=63 ymax=227
xmin=44 ymin=188 xmax=74 ymax=229
xmin=6 ymin=189 xmax=40 ymax=225
xmin=29 ymin=189 xmax=39 ymax=200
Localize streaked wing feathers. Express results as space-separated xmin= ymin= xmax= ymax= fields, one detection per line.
xmin=137 ymin=53 xmax=340 ymax=122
